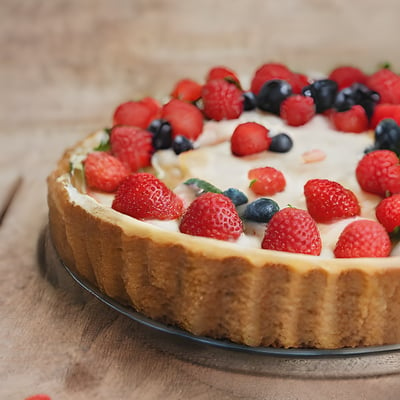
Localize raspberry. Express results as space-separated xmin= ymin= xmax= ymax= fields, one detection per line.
xmin=334 ymin=220 xmax=391 ymax=258
xmin=280 ymin=95 xmax=316 ymax=126
xmin=230 ymin=122 xmax=271 ymax=156
xmin=110 ymin=126 xmax=153 ymax=172
xmin=328 ymin=66 xmax=368 ymax=90
xmin=370 ymin=104 xmax=400 ymax=128
xmin=250 ymin=63 xmax=295 ymax=95
xmin=304 ymin=179 xmax=360 ymax=223
xmin=113 ymin=98 xmax=160 ymax=129
xmin=112 ymin=173 xmax=184 ymax=220
xmin=161 ymin=99 xmax=204 ymax=140
xmin=367 ymin=68 xmax=400 ymax=104
xmin=206 ymin=65 xmax=241 ymax=86
xmin=84 ymin=151 xmax=130 ymax=192
xmin=330 ymin=105 xmax=369 ymax=133
xmin=262 ymin=207 xmax=322 ymax=255
xmin=170 ymin=78 xmax=203 ymax=102
xmin=376 ymin=194 xmax=400 ymax=233
xmin=248 ymin=166 xmax=286 ymax=196
xmin=356 ymin=150 xmax=400 ymax=196
xmin=202 ymin=79 xmax=244 ymax=121
xmin=179 ymin=192 xmax=243 ymax=241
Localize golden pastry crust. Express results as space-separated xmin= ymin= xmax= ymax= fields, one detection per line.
xmin=47 ymin=134 xmax=400 ymax=349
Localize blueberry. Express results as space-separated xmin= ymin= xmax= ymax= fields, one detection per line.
xmin=222 ymin=188 xmax=248 ymax=206
xmin=243 ymin=198 xmax=280 ymax=223
xmin=256 ymin=79 xmax=292 ymax=115
xmin=148 ymin=119 xmax=172 ymax=150
xmin=302 ymin=79 xmax=338 ymax=113
xmin=172 ymin=135 xmax=194 ymax=155
xmin=374 ymin=118 xmax=400 ymax=155
xmin=242 ymin=91 xmax=257 ymax=111
xmin=269 ymin=133 xmax=293 ymax=153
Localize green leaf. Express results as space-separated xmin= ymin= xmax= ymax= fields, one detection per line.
xmin=94 ymin=128 xmax=111 ymax=152
xmin=184 ymin=178 xmax=222 ymax=194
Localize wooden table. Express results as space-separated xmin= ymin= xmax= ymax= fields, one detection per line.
xmin=2 ymin=1 xmax=400 ymax=398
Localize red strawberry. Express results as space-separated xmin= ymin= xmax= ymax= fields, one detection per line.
xmin=161 ymin=99 xmax=204 ymax=140
xmin=330 ymin=105 xmax=369 ymax=133
xmin=356 ymin=150 xmax=400 ymax=196
xmin=248 ymin=166 xmax=286 ymax=196
xmin=370 ymin=104 xmax=400 ymax=128
xmin=202 ymin=79 xmax=244 ymax=121
xmin=262 ymin=207 xmax=322 ymax=255
xmin=334 ymin=219 xmax=391 ymax=258
xmin=110 ymin=126 xmax=153 ymax=172
xmin=367 ymin=68 xmax=400 ymax=104
xmin=113 ymin=98 xmax=160 ymax=129
xmin=280 ymin=95 xmax=315 ymax=126
xmin=112 ymin=173 xmax=184 ymax=220
xmin=170 ymin=78 xmax=203 ymax=102
xmin=328 ymin=66 xmax=368 ymax=90
xmin=291 ymin=73 xmax=311 ymax=94
xmin=230 ymin=122 xmax=271 ymax=156
xmin=179 ymin=192 xmax=243 ymax=241
xmin=376 ymin=194 xmax=400 ymax=233
xmin=250 ymin=63 xmax=295 ymax=95
xmin=84 ymin=151 xmax=130 ymax=192
xmin=205 ymin=66 xmax=241 ymax=86
xmin=304 ymin=179 xmax=360 ymax=223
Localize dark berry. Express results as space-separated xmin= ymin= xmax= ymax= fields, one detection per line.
xmin=148 ymin=119 xmax=172 ymax=150
xmin=256 ymin=79 xmax=292 ymax=115
xmin=242 ymin=92 xmax=257 ymax=111
xmin=269 ymin=133 xmax=293 ymax=153
xmin=222 ymin=188 xmax=248 ymax=206
xmin=374 ymin=118 xmax=400 ymax=155
xmin=302 ymin=79 xmax=338 ymax=113
xmin=243 ymin=198 xmax=280 ymax=223
xmin=172 ymin=135 xmax=194 ymax=154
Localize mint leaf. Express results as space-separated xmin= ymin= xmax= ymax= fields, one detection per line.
xmin=94 ymin=128 xmax=111 ymax=152
xmin=184 ymin=178 xmax=222 ymax=194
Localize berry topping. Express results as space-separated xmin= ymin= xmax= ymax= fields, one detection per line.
xmin=206 ymin=65 xmax=241 ymax=86
xmin=262 ymin=208 xmax=322 ymax=255
xmin=113 ymin=99 xmax=160 ymax=129
xmin=256 ymin=79 xmax=292 ymax=115
xmin=367 ymin=118 xmax=400 ymax=155
xmin=280 ymin=95 xmax=316 ymax=126
xmin=170 ymin=78 xmax=203 ymax=102
xmin=328 ymin=66 xmax=368 ymax=90
xmin=230 ymin=122 xmax=271 ymax=157
xmin=334 ymin=220 xmax=391 ymax=258
xmin=110 ymin=125 xmax=154 ymax=172
xmin=222 ymin=188 xmax=248 ymax=206
xmin=248 ymin=166 xmax=286 ymax=196
xmin=202 ymin=78 xmax=244 ymax=121
xmin=376 ymin=194 xmax=400 ymax=233
xmin=250 ymin=63 xmax=295 ymax=95
xmin=367 ymin=68 xmax=400 ymax=104
xmin=302 ymin=79 xmax=338 ymax=113
xmin=148 ymin=118 xmax=173 ymax=150
xmin=242 ymin=91 xmax=257 ymax=111
xmin=84 ymin=151 xmax=129 ymax=193
xmin=172 ymin=135 xmax=194 ymax=154
xmin=356 ymin=150 xmax=400 ymax=196
xmin=112 ymin=173 xmax=184 ymax=220
xmin=161 ymin=99 xmax=204 ymax=140
xmin=24 ymin=395 xmax=52 ymax=400
xmin=370 ymin=104 xmax=400 ymax=129
xmin=179 ymin=192 xmax=243 ymax=241
xmin=304 ymin=179 xmax=361 ymax=223
xmin=243 ymin=198 xmax=280 ymax=223
xmin=330 ymin=104 xmax=369 ymax=133
xmin=269 ymin=133 xmax=293 ymax=153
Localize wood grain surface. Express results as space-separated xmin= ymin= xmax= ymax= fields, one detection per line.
xmin=2 ymin=1 xmax=400 ymax=399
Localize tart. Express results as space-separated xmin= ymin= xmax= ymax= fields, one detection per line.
xmin=47 ymin=63 xmax=400 ymax=349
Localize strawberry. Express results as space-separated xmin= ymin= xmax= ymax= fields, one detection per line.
xmin=110 ymin=126 xmax=154 ymax=172
xmin=202 ymin=79 xmax=244 ymax=121
xmin=179 ymin=192 xmax=243 ymax=241
xmin=112 ymin=173 xmax=184 ymax=220
xmin=330 ymin=105 xmax=369 ymax=133
xmin=291 ymin=72 xmax=311 ymax=94
xmin=304 ymin=179 xmax=360 ymax=223
xmin=262 ymin=207 xmax=322 ymax=255
xmin=161 ymin=99 xmax=204 ymax=140
xmin=334 ymin=219 xmax=391 ymax=258
xmin=328 ymin=66 xmax=368 ymax=90
xmin=170 ymin=78 xmax=203 ymax=102
xmin=370 ymin=104 xmax=400 ymax=128
xmin=24 ymin=396 xmax=52 ymax=400
xmin=356 ymin=150 xmax=400 ymax=196
xmin=230 ymin=122 xmax=271 ymax=156
xmin=376 ymin=194 xmax=400 ymax=233
xmin=113 ymin=98 xmax=160 ymax=129
xmin=248 ymin=166 xmax=286 ymax=196
xmin=84 ymin=151 xmax=130 ymax=192
xmin=205 ymin=66 xmax=241 ymax=86
xmin=367 ymin=68 xmax=400 ymax=104
xmin=280 ymin=95 xmax=315 ymax=126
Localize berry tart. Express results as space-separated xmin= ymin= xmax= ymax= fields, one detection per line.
xmin=48 ymin=63 xmax=400 ymax=349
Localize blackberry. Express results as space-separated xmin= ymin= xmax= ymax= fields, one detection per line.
xmin=222 ymin=188 xmax=248 ymax=206
xmin=302 ymin=79 xmax=338 ymax=113
xmin=148 ymin=119 xmax=172 ymax=150
xmin=172 ymin=135 xmax=194 ymax=155
xmin=243 ymin=198 xmax=279 ymax=223
xmin=256 ymin=79 xmax=292 ymax=115
xmin=269 ymin=133 xmax=293 ymax=153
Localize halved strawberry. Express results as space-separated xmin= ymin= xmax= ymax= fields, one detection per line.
xmin=330 ymin=105 xmax=369 ymax=133
xmin=248 ymin=166 xmax=286 ymax=196
xmin=113 ymin=98 xmax=160 ymax=129
xmin=328 ymin=66 xmax=368 ymax=90
xmin=230 ymin=122 xmax=271 ymax=156
xmin=250 ymin=63 xmax=296 ymax=95
xmin=205 ymin=65 xmax=241 ymax=86
xmin=170 ymin=78 xmax=203 ymax=102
